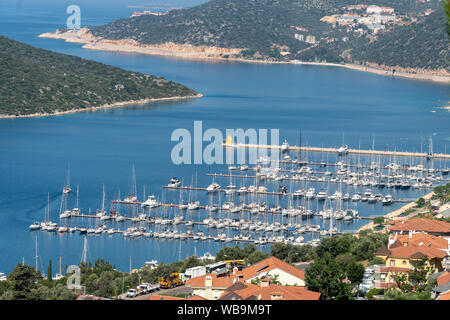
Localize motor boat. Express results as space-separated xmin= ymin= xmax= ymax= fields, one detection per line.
xmin=337 ymin=145 xmax=349 ymax=156
xmin=382 ymin=195 xmax=393 ymax=205
xmin=167 ymin=178 xmax=181 ymax=188
xmin=316 ymin=190 xmax=327 ymax=200
xmin=187 ymin=201 xmax=200 ymax=210
xmin=206 ymin=183 xmax=221 ymax=193
xmin=141 ymin=195 xmax=161 ymax=208
xmin=29 ymin=222 xmax=40 ymax=230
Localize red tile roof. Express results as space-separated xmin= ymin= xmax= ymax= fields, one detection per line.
xmin=388 ymin=243 xmax=447 ymax=260
xmin=148 ymin=295 xmax=184 ymax=300
xmin=185 ymin=295 xmax=208 ymax=300
xmin=186 ymin=273 xmax=238 ymax=289
xmin=437 ymin=271 xmax=450 ymax=286
xmin=390 ymin=233 xmax=448 ymax=249
xmin=389 ymin=218 xmax=450 ymax=234
xmin=377 ymin=233 xmax=448 ymax=260
xmin=186 ymin=256 xmax=305 ymax=289
xmin=219 ymin=283 xmax=320 ymax=300
xmin=241 ymin=256 xmax=305 ymax=282
xmin=437 ymin=291 xmax=450 ymax=300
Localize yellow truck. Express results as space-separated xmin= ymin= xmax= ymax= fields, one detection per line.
xmin=159 ymin=272 xmax=183 ymax=289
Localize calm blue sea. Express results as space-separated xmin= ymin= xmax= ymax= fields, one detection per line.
xmin=0 ymin=0 xmax=448 ymax=274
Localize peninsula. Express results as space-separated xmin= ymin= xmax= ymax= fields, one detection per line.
xmin=39 ymin=0 xmax=449 ymax=82
xmin=0 ymin=36 xmax=200 ymax=118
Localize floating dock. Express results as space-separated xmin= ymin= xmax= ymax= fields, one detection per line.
xmin=224 ymin=143 xmax=450 ymax=159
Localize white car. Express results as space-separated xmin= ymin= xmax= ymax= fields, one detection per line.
xmin=126 ymin=289 xmax=137 ymax=298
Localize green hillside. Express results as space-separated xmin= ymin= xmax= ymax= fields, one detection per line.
xmin=0 ymin=36 xmax=198 ymax=116
xmin=85 ymin=0 xmax=447 ymax=70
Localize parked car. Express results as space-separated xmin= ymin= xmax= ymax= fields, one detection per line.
xmin=126 ymin=288 xmax=137 ymax=298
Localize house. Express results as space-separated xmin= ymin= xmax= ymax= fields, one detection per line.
xmin=185 ymin=256 xmax=307 ymax=300
xmin=429 ymin=270 xmax=450 ymax=286
xmin=186 ymin=272 xmax=240 ymax=300
xmin=432 ymin=282 xmax=450 ymax=300
xmin=373 ymin=232 xmax=449 ymax=288
xmin=430 ymin=270 xmax=450 ymax=300
xmin=377 ymin=13 xmax=396 ymax=23
xmin=218 ymin=277 xmax=320 ymax=300
xmin=240 ymin=256 xmax=306 ymax=286
xmin=388 ymin=218 xmax=450 ymax=236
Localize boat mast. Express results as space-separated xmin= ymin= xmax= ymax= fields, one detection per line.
xmin=66 ymin=164 xmax=71 ymax=189
xmin=35 ymin=236 xmax=38 ymax=272
xmin=76 ymin=185 xmax=79 ymax=208
xmin=81 ymin=236 xmax=87 ymax=264
xmin=101 ymin=184 xmax=106 ymax=213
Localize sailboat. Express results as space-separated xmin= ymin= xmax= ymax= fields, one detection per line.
xmin=427 ymin=136 xmax=433 ymax=160
xmin=63 ymin=165 xmax=71 ymax=194
xmin=71 ymin=185 xmax=81 ymax=215
xmin=80 ymin=236 xmax=88 ymax=264
xmin=124 ymin=164 xmax=138 ymax=203
xmin=59 ymin=189 xmax=71 ymax=219
xmin=96 ymin=184 xmax=107 ymax=218
xmin=187 ymin=175 xmax=200 ymax=210
xmin=53 ymin=256 xmax=64 ymax=280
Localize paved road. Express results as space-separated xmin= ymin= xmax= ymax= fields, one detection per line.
xmin=123 ymin=285 xmax=193 ymax=300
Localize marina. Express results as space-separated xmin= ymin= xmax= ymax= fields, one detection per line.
xmin=0 ymin=0 xmax=449 ymax=274
xmin=28 ymin=140 xmax=449 ymax=251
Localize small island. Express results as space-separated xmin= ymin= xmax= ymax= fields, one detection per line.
xmin=0 ymin=36 xmax=201 ymax=118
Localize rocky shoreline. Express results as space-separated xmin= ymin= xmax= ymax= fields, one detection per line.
xmin=39 ymin=29 xmax=450 ymax=83
xmin=0 ymin=94 xmax=203 ymax=119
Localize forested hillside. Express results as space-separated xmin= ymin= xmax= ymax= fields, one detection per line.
xmin=0 ymin=36 xmax=198 ymax=116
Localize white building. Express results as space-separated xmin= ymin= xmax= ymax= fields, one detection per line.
xmin=366 ymin=5 xmax=383 ymax=14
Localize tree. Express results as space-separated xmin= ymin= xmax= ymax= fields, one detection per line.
xmin=215 ymin=246 xmax=245 ymax=261
xmin=366 ymin=288 xmax=383 ymax=300
xmin=346 ymin=261 xmax=365 ymax=284
xmin=407 ymin=258 xmax=435 ymax=293
xmin=7 ymin=263 xmax=43 ymax=300
xmin=305 ymin=255 xmax=354 ymax=300
xmin=393 ymin=257 xmax=434 ymax=293
xmin=246 ymin=250 xmax=269 ymax=265
xmin=270 ymin=243 xmax=291 ymax=261
xmin=373 ymin=216 xmax=385 ymax=226
xmin=416 ymin=197 xmax=426 ymax=208
xmin=47 ymin=259 xmax=52 ymax=282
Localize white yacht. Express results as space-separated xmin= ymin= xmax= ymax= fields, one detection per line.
xmin=337 ymin=145 xmax=349 ymax=156
xmin=141 ymin=195 xmax=161 ymax=208
xmin=59 ymin=210 xmax=71 ymax=219
xmin=305 ymin=188 xmax=316 ymax=199
xmin=382 ymin=195 xmax=393 ymax=205
xmin=237 ymin=186 xmax=247 ymax=194
xmin=281 ymin=140 xmax=290 ymax=153
xmin=316 ymin=190 xmax=327 ymax=200
xmin=351 ymin=193 xmax=362 ymax=201
xmin=206 ymin=183 xmax=221 ymax=193
xmin=168 ymin=178 xmax=181 ymax=188
xmin=115 ymin=215 xmax=125 ymax=222
xmin=187 ymin=201 xmax=200 ymax=210
xmin=29 ymin=222 xmax=40 ymax=230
